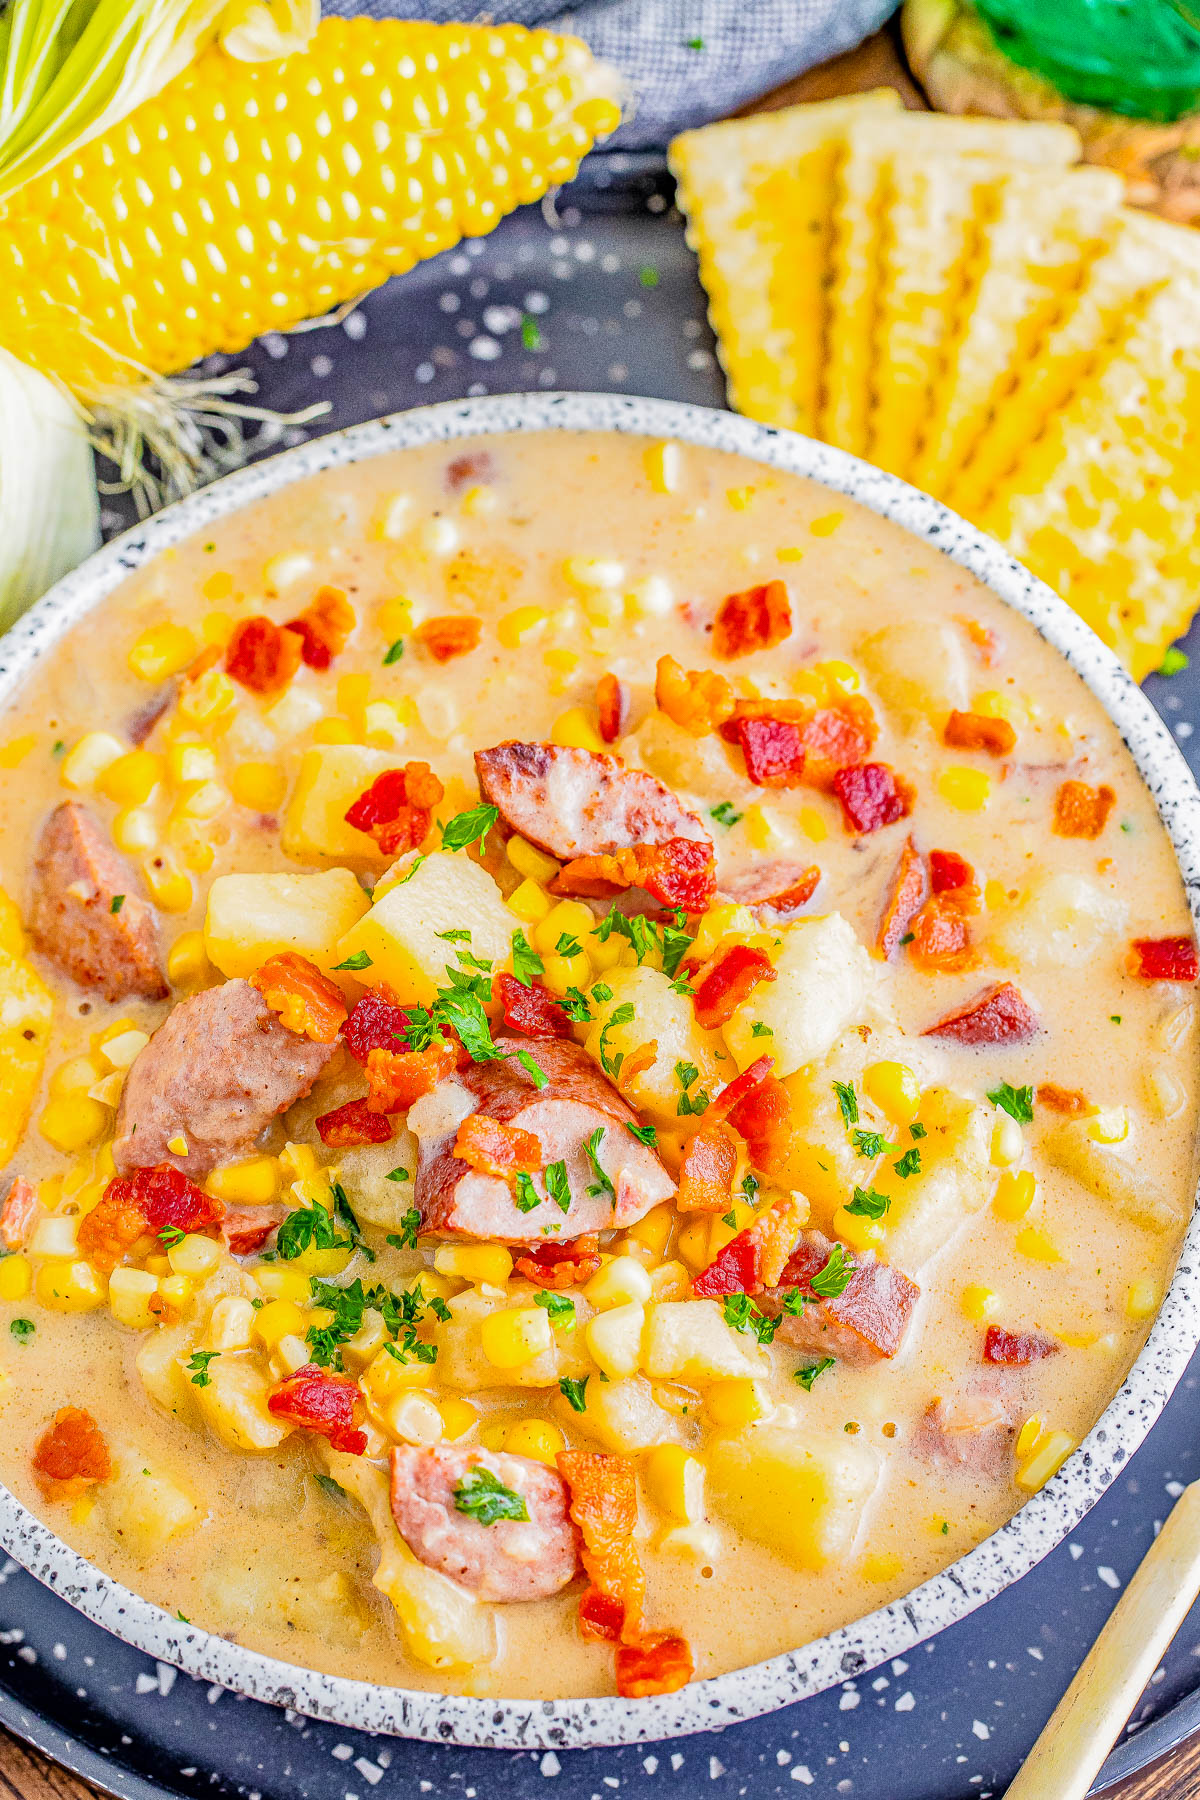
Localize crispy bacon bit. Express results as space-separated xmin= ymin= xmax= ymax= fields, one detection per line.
xmin=929 ymin=849 xmax=975 ymax=895
xmin=726 ymin=1069 xmax=793 ymax=1172
xmin=908 ymin=892 xmax=975 ymax=974
xmin=454 ymin=1113 xmax=543 ymax=1186
xmin=285 ymin=585 xmax=355 ymax=671
xmin=221 ymin=1206 xmax=284 ymax=1255
xmin=615 ymin=1041 xmax=659 ymax=1097
xmin=1130 ymin=936 xmax=1200 ymax=982
xmin=676 ymin=1121 xmax=738 ymax=1213
xmin=1053 ymin=779 xmax=1117 ymax=840
xmin=553 ymin=840 xmax=716 ymax=913
xmin=709 ymin=1055 xmax=774 ymax=1125
xmin=692 ymin=1193 xmax=806 ymax=1297
xmin=654 ymin=654 xmax=735 ymax=736
xmin=923 ymin=981 xmax=1039 ymax=1044
xmin=558 ymin=1450 xmax=645 ymax=1642
xmin=446 ymin=451 xmax=494 ymax=491
xmin=692 ymin=1227 xmax=760 ymax=1297
xmin=80 ymin=1165 xmax=224 ymax=1272
xmin=267 ymin=1364 xmax=367 ymax=1455
xmin=780 ymin=1234 xmax=919 ymax=1361
xmin=493 ymin=971 xmax=573 ymax=1040
xmin=616 ymin=1632 xmax=695 ymax=1698
xmin=711 ymin=579 xmax=791 ymax=659
xmin=252 ymin=953 xmax=348 ymax=1045
xmin=1037 ymin=1083 xmax=1090 ymax=1116
xmin=365 ymin=1039 xmax=458 ymax=1113
xmin=596 ymin=673 xmax=629 ymax=744
xmin=32 ymin=1407 xmax=111 ymax=1496
xmin=414 ymin=615 xmax=481 ymax=664
xmin=691 ymin=943 xmax=776 ymax=1031
xmin=224 ymin=616 xmax=303 ymax=695
xmin=798 ymin=696 xmax=877 ymax=789
xmin=833 ymin=762 xmax=915 ymax=835
xmin=344 ymin=762 xmax=445 ymax=857
xmin=316 ymin=1098 xmax=395 ymax=1148
xmin=513 ymin=1235 xmax=602 ymax=1290
xmin=944 ymin=710 xmax=1016 ymax=756
xmin=343 ymin=990 xmax=410 ymax=1063
xmin=720 ymin=713 xmax=806 ymax=788
xmin=875 ymin=837 xmax=928 ymax=960
xmin=983 ymin=1326 xmax=1060 ymax=1365
xmin=0 ymin=1176 xmax=36 ymax=1251
xmin=579 ymin=1587 xmax=625 ymax=1642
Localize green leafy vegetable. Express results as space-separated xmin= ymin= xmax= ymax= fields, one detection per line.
xmin=625 ymin=1121 xmax=657 ymax=1147
xmin=544 ymin=1160 xmax=572 ymax=1214
xmin=1158 ymin=646 xmax=1189 ymax=677
xmin=383 ymin=637 xmax=404 ymax=665
xmin=110 ymin=893 xmax=125 ymax=914
xmin=851 ymin=1129 xmax=898 ymax=1158
xmin=832 ymin=1080 xmax=859 ymax=1126
xmin=794 ymin=1356 xmax=834 ymax=1391
xmin=276 ymin=1196 xmax=351 ymax=1263
xmin=892 ymin=1147 xmax=921 ymax=1180
xmin=385 ymin=1207 xmax=422 ymax=1251
xmin=333 ymin=950 xmax=372 ymax=971
xmin=555 ymin=932 xmax=582 ymax=956
xmin=988 ymin=1082 xmax=1034 ymax=1125
xmin=583 ymin=1126 xmax=614 ymax=1199
xmin=845 ymin=1185 xmax=889 ymax=1220
xmin=597 ymin=1001 xmax=635 ymax=1080
xmin=675 ymin=1059 xmax=710 ymax=1117
xmin=521 ymin=314 xmax=542 ymax=352
xmin=440 ymin=803 xmax=499 ymax=853
xmin=9 ymin=1317 xmax=34 ymax=1342
xmin=810 ymin=1244 xmax=854 ymax=1299
xmin=510 ymin=929 xmax=544 ymax=987
xmin=559 ymin=1374 xmax=589 ymax=1412
xmin=386 ymin=1167 xmax=411 ymax=1184
xmin=514 ymin=1172 xmax=540 ymax=1214
xmin=908 ymin=1122 xmax=927 ymax=1141
xmin=513 ymin=1048 xmax=549 ymax=1090
xmin=535 ymin=1291 xmax=575 ymax=1328
xmin=453 ymin=1466 xmax=529 ymax=1526
xmin=710 ymin=801 xmax=742 ymax=828
xmin=187 ymin=1349 xmax=220 ymax=1387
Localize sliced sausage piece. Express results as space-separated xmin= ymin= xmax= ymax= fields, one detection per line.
xmin=29 ymin=802 xmax=167 ymax=1002
xmin=923 ymin=981 xmax=1039 ymax=1044
xmin=221 ymin=1205 xmax=286 ymax=1256
xmin=0 ymin=1176 xmax=37 ymax=1251
xmin=112 ymin=979 xmax=336 ymax=1178
xmin=475 ymin=741 xmax=710 ymax=860
xmin=764 ymin=1231 xmax=920 ymax=1366
xmin=414 ymin=1037 xmax=673 ymax=1241
xmin=717 ymin=858 xmax=821 ymax=917
xmin=390 ymin=1443 xmax=579 ymax=1602
xmin=913 ymin=1392 xmax=1016 ymax=1479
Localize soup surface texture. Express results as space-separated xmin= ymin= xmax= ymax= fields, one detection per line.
xmin=0 ymin=430 xmax=1195 ymax=1701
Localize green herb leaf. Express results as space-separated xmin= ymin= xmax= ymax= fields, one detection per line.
xmin=333 ymin=950 xmax=373 ymax=971
xmin=110 ymin=894 xmax=125 ymax=914
xmin=908 ymin=1122 xmax=927 ymax=1141
xmin=590 ymin=983 xmax=614 ymax=1004
xmin=386 ymin=1167 xmax=411 ymax=1184
xmin=9 ymin=1317 xmax=34 ymax=1343
xmin=383 ymin=637 xmax=405 ymax=665
xmin=521 ymin=314 xmax=542 ymax=352
xmin=794 ymin=1356 xmax=835 ymax=1391
xmin=780 ymin=1287 xmax=809 ymax=1316
xmin=510 ymin=929 xmax=544 ymax=987
xmin=893 ymin=1147 xmax=922 ymax=1180
xmin=583 ymin=1126 xmax=615 ymax=1199
xmin=751 ymin=1021 xmax=773 ymax=1037
xmin=810 ymin=1244 xmax=854 ymax=1299
xmin=555 ymin=932 xmax=582 ymax=957
xmin=851 ymin=1129 xmax=898 ymax=1159
xmin=988 ymin=1082 xmax=1034 ymax=1125
xmin=721 ymin=1208 xmax=738 ymax=1229
xmin=535 ymin=1291 xmax=575 ymax=1328
xmin=544 ymin=1160 xmax=572 ymax=1214
xmin=709 ymin=801 xmax=742 ymax=828
xmin=674 ymin=1059 xmax=711 ymax=1117
xmin=514 ymin=1171 xmax=540 ymax=1214
xmin=1158 ymin=646 xmax=1189 ymax=677
xmin=453 ymin=1466 xmax=529 ymax=1526
xmin=597 ymin=1001 xmax=635 ymax=1080
xmin=832 ymin=1080 xmax=859 ymax=1126
xmin=158 ymin=1225 xmax=186 ymax=1247
xmin=514 ymin=1048 xmax=549 ymax=1090
xmin=276 ymin=1195 xmax=352 ymax=1262
xmin=559 ymin=1374 xmax=589 ymax=1412
xmin=560 ymin=985 xmax=593 ymax=1022
xmin=845 ymin=1185 xmax=890 ymax=1220
xmin=187 ymin=1349 xmax=220 ymax=1387
xmin=638 ymin=265 xmax=659 ymax=288
xmin=314 ymin=1473 xmax=349 ymax=1503
xmin=721 ymin=1293 xmax=779 ymax=1345
xmin=440 ymin=803 xmax=499 ymax=853
xmin=741 ymin=1171 xmax=760 ymax=1204
xmin=331 ymin=1181 xmax=375 ymax=1263
xmin=386 ymin=1208 xmax=421 ymax=1251
xmin=625 ymin=1121 xmax=657 ymax=1147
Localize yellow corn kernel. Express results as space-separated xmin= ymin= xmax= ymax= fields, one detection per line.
xmin=0 ymin=1254 xmax=31 ymax=1302
xmin=178 ymin=668 xmax=236 ymax=726
xmin=814 ymin=659 xmax=860 ymax=693
xmin=291 ymin=1243 xmax=354 ymax=1280
xmin=626 ymin=1202 xmax=674 ymax=1262
xmin=111 ymin=806 xmax=158 ymax=857
xmin=435 ymin=1244 xmax=513 ymax=1287
xmin=937 ymin=766 xmax=991 ymax=811
xmin=862 ymin=1061 xmax=920 ymax=1126
xmin=706 ymin=1377 xmax=769 ymax=1429
xmin=478 ymin=1420 xmax=510 ymax=1452
xmin=650 ymin=1259 xmax=692 ymax=1301
xmin=551 ymin=707 xmax=604 ymax=754
xmin=584 ymin=1254 xmax=653 ymax=1311
xmin=506 ymin=836 xmax=559 ymax=887
xmin=144 ymin=1253 xmax=171 ymax=1277
xmin=960 ymin=1284 xmax=1001 ymax=1323
xmin=167 ymin=743 xmax=218 ymax=786
xmin=173 ymin=779 xmax=229 ymax=823
xmin=788 ymin=668 xmax=827 ymax=703
xmin=798 ymin=806 xmax=828 ymax=843
xmin=480 ymin=1306 xmax=553 ymax=1369
xmin=35 ymin=1260 xmax=104 ymax=1312
xmin=503 ymin=1418 xmax=565 ymax=1467
xmin=1125 ymin=1279 xmax=1159 ymax=1321
xmin=725 ymin=485 xmax=754 ymax=511
xmin=229 ymin=762 xmax=287 ymax=812
xmin=39 ymin=1095 xmax=109 ymax=1154
xmin=385 ymin=1391 xmax=444 ymax=1445
xmin=708 ymin=1198 xmax=755 ymax=1255
xmin=202 ymin=570 xmax=234 ymax=601
xmin=1017 ymin=1429 xmax=1076 ymax=1493
xmin=585 ymin=1301 xmax=644 ymax=1379
xmin=742 ymin=803 xmax=787 ymax=851
xmin=201 ymin=610 xmax=234 ymax=646
xmin=166 ymin=1134 xmax=189 ymax=1158
xmin=459 ymin=483 xmax=496 ymax=519
xmin=98 ymin=1027 xmax=150 ymax=1071
xmin=497 ymin=605 xmax=549 ymax=650
xmin=541 ymin=950 xmax=590 ymax=997
xmin=50 ymin=1054 xmax=105 ymax=1099
xmin=108 ymin=1266 xmax=160 ymax=1331
xmin=141 ymin=852 xmax=192 ymax=913
xmin=810 ymin=511 xmax=844 ymax=537
xmin=438 ymin=1397 xmax=477 ymax=1441
xmin=0 ymin=734 xmax=34 ymax=769
xmin=544 ymin=648 xmax=580 ymax=677
xmin=160 ymin=1274 xmax=193 ymax=1311
xmin=206 ymin=1157 xmax=279 ymax=1205
xmin=586 ymin=930 xmax=627 ymax=972
xmin=675 ymin=1215 xmax=712 ymax=1273
xmin=644 ymin=1445 xmax=704 ymax=1523
xmin=98 ymin=749 xmax=163 ymax=807
xmin=60 ymin=731 xmax=125 ymax=791
xmin=563 ymin=554 xmax=624 ymax=592
xmin=1015 ymin=1415 xmax=1043 ymax=1461
xmin=209 ymin=1295 xmax=256 ymax=1350
xmin=1086 ymin=1107 xmax=1129 ymax=1145
xmin=313 ymin=717 xmax=357 ymax=746
xmin=532 ymin=898 xmax=593 ymax=954
xmin=860 ymin=1551 xmax=904 ymax=1582
xmin=507 ymin=878 xmax=553 ymax=925
xmin=990 ymin=1116 xmax=1023 ymax=1167
xmin=166 ymin=929 xmax=210 ymax=988
xmin=333 ymin=674 xmax=370 ymax=725
xmin=363 ymin=1348 xmax=435 ymax=1408
xmin=776 ymin=546 xmax=805 ymax=562
xmin=993 ymin=1171 xmax=1037 ymax=1221
xmin=833 ymin=1204 xmax=885 ymax=1253
xmin=643 ymin=440 xmax=683 ymax=494
xmin=255 ymin=1298 xmax=306 ymax=1350
xmin=167 ymin=1233 xmax=222 ymax=1277
xmin=280 ymin=1142 xmax=319 ymax=1184
xmin=377 ymin=596 xmax=412 ymax=641
xmin=1015 ymin=1225 xmax=1062 ymax=1264
xmin=255 ymin=1266 xmax=313 ymax=1304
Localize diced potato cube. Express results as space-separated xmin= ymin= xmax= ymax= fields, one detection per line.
xmin=334 ymin=852 xmax=515 ymax=1006
xmin=0 ymin=945 xmax=53 ymax=1165
xmin=642 ymin=1299 xmax=766 ymax=1384
xmin=992 ymin=873 xmax=1127 ymax=971
xmin=564 ymin=1374 xmax=684 ymax=1453
xmin=329 ymin=1129 xmax=419 ymax=1229
xmin=877 ymin=1088 xmax=990 ymax=1270
xmin=723 ymin=914 xmax=874 ymax=1078
xmin=281 ymin=745 xmax=403 ymax=865
xmin=1044 ymin=1118 xmax=1180 ymax=1233
xmin=204 ymin=869 xmax=369 ymax=980
xmin=195 ymin=1356 xmax=293 ymax=1451
xmin=856 ymin=619 xmax=969 ymax=727
xmin=635 ymin=712 xmax=746 ymax=803
xmin=585 ymin=1302 xmax=645 ymax=1379
xmin=135 ymin=1325 xmax=198 ymax=1422
xmin=437 ymin=1303 xmax=587 ymax=1391
xmin=707 ymin=1426 xmax=879 ymax=1570
xmin=100 ymin=1464 xmax=202 ymax=1563
xmin=584 ymin=965 xmax=727 ymax=1127
xmin=278 ymin=1571 xmax=372 ymax=1644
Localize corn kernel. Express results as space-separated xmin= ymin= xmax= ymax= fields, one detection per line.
xmin=206 ymin=1157 xmax=280 ymax=1205
xmin=98 ymin=749 xmax=162 ymax=807
xmin=984 ymin=878 xmax=1007 ymax=909
xmin=167 ymin=743 xmax=218 ymax=787
xmin=166 ymin=1134 xmax=189 ymax=1157
xmin=201 ymin=610 xmax=234 ymax=646
xmin=439 ymin=1398 xmax=477 ymax=1440
xmin=255 ymin=1298 xmax=306 ymax=1350
xmin=290 ymin=1243 xmax=353 ymax=1280
xmin=503 ymin=1418 xmax=565 ymax=1466
xmin=777 ymin=546 xmax=805 ymax=562
xmin=386 ymin=1391 xmax=444 ymax=1445
xmin=99 ymin=1028 xmax=150 ymax=1071
xmin=173 ymin=779 xmax=229 ymax=823
xmin=544 ymin=647 xmax=580 ymax=676
xmin=688 ymin=905 xmax=757 ymax=964
xmin=363 ymin=1348 xmax=434 ymax=1407
xmin=644 ymin=1445 xmax=704 ymax=1522
xmin=478 ymin=1420 xmax=510 ymax=1452
xmin=50 ymin=1054 xmax=105 ymax=1099
xmin=168 ymin=1233 xmax=222 ymax=1277
xmin=480 ymin=1306 xmax=552 ymax=1369
xmin=742 ymin=803 xmax=787 ymax=851
xmin=273 ymin=1332 xmax=312 ymax=1376
xmin=563 ymin=554 xmax=624 ymax=591
xmin=810 ymin=511 xmax=844 ymax=537
xmin=421 ymin=517 xmax=459 ymax=557
xmin=814 ymin=660 xmax=860 ymax=693
xmin=1017 ymin=1428 xmax=1075 ymax=1493
xmin=280 ymin=1142 xmax=318 ymax=1184
xmin=833 ymin=1203 xmax=885 ymax=1253
xmin=1015 ymin=1415 xmax=1043 ymax=1461
xmin=993 ymin=1171 xmax=1037 ymax=1221
xmin=503 ymin=837 xmax=558 ymax=889
xmin=262 ymin=552 xmax=313 ymax=595
xmin=1086 ymin=1107 xmax=1129 ymax=1145
xmin=313 ymin=717 xmax=357 ymax=746
xmin=110 ymin=806 xmax=158 ymax=857
xmin=675 ymin=1216 xmax=712 ymax=1273
xmin=726 ymin=484 xmax=755 ymax=512
xmin=587 ymin=930 xmax=627 ymax=972
xmin=584 ymin=1254 xmax=653 ymax=1311
xmin=144 ymin=1253 xmax=171 ymax=1277
xmin=35 ymin=1259 xmax=104 ymax=1312
xmin=209 ymin=1295 xmax=256 ymax=1350
xmin=0 ymin=734 xmax=35 ymax=769
xmin=532 ymin=898 xmax=593 ymax=955
xmin=178 ymin=668 xmax=236 ymax=726
xmin=460 ymin=483 xmax=496 ymax=519
xmin=141 ymin=852 xmax=192 ymax=913
xmin=860 ymin=1551 xmax=904 ymax=1581
xmin=60 ymin=731 xmax=125 ymax=791
xmin=435 ymin=1244 xmax=513 ymax=1287
xmin=650 ymin=1260 xmax=692 ymax=1301
xmin=224 ymin=761 xmax=284 ymax=812
xmin=960 ymin=1284 xmax=1001 ymax=1323
xmin=255 ymin=1266 xmax=310 ymax=1304
xmin=0 ymin=1254 xmax=31 ymax=1302
xmin=166 ymin=929 xmax=210 ymax=988
xmin=990 ymin=1116 xmax=1023 ymax=1167
xmin=626 ymin=1202 xmax=674 ymax=1262
xmin=1125 ymin=1278 xmax=1159 ymax=1320
xmin=542 ymin=950 xmax=590 ymax=997
xmin=497 ymin=605 xmax=548 ymax=650
xmin=202 ymin=570 xmax=234 ymax=601
xmin=585 ymin=1301 xmax=644 ymax=1379
xmin=507 ymin=878 xmax=553 ymax=924
xmin=108 ymin=1266 xmax=160 ymax=1331
xmin=1015 ymin=1225 xmax=1062 ymax=1264
xmin=937 ymin=767 xmax=991 ymax=811
xmin=706 ymin=1378 xmax=769 ymax=1428
xmin=644 ymin=440 xmax=683 ymax=494
xmin=39 ymin=1095 xmax=109 ymax=1154
xmin=798 ymin=805 xmax=828 ymax=843
xmin=862 ymin=1061 xmax=920 ymax=1126
xmin=551 ymin=707 xmax=605 ymax=754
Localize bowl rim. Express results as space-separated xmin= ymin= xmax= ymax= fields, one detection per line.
xmin=2 ymin=389 xmax=1198 ymax=1750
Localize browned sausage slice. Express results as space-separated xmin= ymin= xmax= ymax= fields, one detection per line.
xmin=763 ymin=1231 xmax=920 ymax=1367
xmin=414 ymin=1037 xmax=674 ymax=1240
xmin=475 ymin=742 xmax=710 ymax=859
xmin=29 ymin=802 xmax=167 ymax=1002
xmin=912 ymin=1392 xmax=1016 ymax=1479
xmin=390 ymin=1443 xmax=579 ymax=1601
xmin=112 ymin=979 xmax=336 ymax=1177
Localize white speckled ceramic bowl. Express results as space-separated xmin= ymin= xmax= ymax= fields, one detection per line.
xmin=2 ymin=393 xmax=1198 ymax=1750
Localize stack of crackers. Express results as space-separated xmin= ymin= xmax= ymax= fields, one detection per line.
xmin=670 ymin=93 xmax=1200 ymax=680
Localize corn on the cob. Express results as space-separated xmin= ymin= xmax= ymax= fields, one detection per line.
xmin=0 ymin=18 xmax=621 ymax=403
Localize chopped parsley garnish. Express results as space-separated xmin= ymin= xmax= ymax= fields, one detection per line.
xmin=845 ymin=1185 xmax=890 ymax=1220
xmin=383 ymin=637 xmax=405 ymax=665
xmin=721 ymin=1208 xmax=738 ymax=1229
xmin=440 ymin=802 xmax=499 ymax=853
xmin=675 ymin=1059 xmax=711 ymax=1116
xmin=333 ymin=950 xmax=373 ymax=971
xmin=988 ymin=1082 xmax=1034 ymax=1125
xmin=722 ymin=1292 xmax=779 ymax=1345
xmin=1158 ymin=646 xmax=1189 ymax=677
xmin=893 ymin=1147 xmax=922 ymax=1180
xmin=430 ymin=989 xmax=500 ymax=1063
xmin=625 ymin=1121 xmax=657 ymax=1147
xmin=780 ymin=1287 xmax=809 ymax=1315
xmin=386 ymin=1208 xmax=422 ymax=1250
xmin=560 ymin=985 xmax=593 ymax=1023
xmin=187 ymin=1350 xmax=220 ymax=1387
xmin=1111 ymin=1014 xmax=1122 ymax=1024
xmin=751 ymin=1021 xmax=774 ymax=1037
xmin=593 ymin=905 xmax=693 ymax=980
xmin=685 ymin=34 xmax=704 ymax=48
xmin=810 ymin=1244 xmax=854 ymax=1299
xmin=639 ymin=266 xmax=659 ymax=288
xmin=559 ymin=1374 xmax=589 ymax=1412
xmin=521 ymin=314 xmax=542 ymax=352
xmin=110 ymin=894 xmax=125 ymax=914
xmin=514 ymin=1048 xmax=550 ymax=1090
xmin=597 ymin=1001 xmax=635 ymax=1080
xmin=710 ymin=801 xmax=743 ymax=828
xmin=741 ymin=1171 xmax=760 ymax=1204
xmin=908 ymin=1122 xmax=927 ymax=1141
xmin=436 ymin=928 xmax=473 ymax=943
xmin=591 ymin=983 xmax=614 ymax=1004
xmin=276 ymin=1195 xmax=352 ymax=1262
xmin=794 ymin=1356 xmax=835 ymax=1391
xmin=535 ymin=1291 xmax=575 ymax=1329
xmin=332 ymin=1182 xmax=375 ymax=1263
xmin=453 ymin=1466 xmax=528 ymax=1526
xmin=514 ymin=1172 xmax=540 ymax=1214
xmin=851 ymin=1129 xmax=898 ymax=1159
xmin=314 ymin=1473 xmax=349 ymax=1503
xmin=899 ymin=932 xmax=914 ymax=946
xmin=9 ymin=1318 xmax=34 ymax=1342
xmin=386 ymin=1167 xmax=411 ymax=1184
xmin=555 ymin=932 xmax=583 ymax=957
xmin=544 ymin=1160 xmax=572 ymax=1214
xmin=833 ymin=1080 xmax=859 ymax=1126
xmin=51 ymin=740 xmax=64 ymax=755
xmin=307 ymin=1276 xmax=443 ymax=1370
xmin=158 ymin=1225 xmax=186 ymax=1247
xmin=583 ymin=1127 xmax=614 ymax=1199
xmin=510 ymin=929 xmax=543 ymax=987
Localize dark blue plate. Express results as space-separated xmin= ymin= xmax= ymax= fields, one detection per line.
xmin=8 ymin=153 xmax=1200 ymax=1799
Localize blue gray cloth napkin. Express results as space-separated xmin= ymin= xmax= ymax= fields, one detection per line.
xmin=323 ymin=0 xmax=900 ymax=145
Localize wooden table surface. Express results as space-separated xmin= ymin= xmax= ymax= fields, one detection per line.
xmin=2 ymin=18 xmax=1198 ymax=1800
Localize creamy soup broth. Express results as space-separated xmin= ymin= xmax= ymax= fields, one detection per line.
xmin=0 ymin=430 xmax=1194 ymax=1699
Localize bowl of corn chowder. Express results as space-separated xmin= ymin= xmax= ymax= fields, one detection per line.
xmin=0 ymin=392 xmax=1197 ymax=1749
